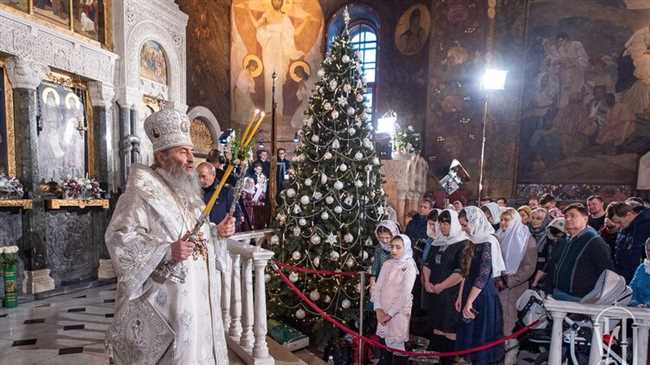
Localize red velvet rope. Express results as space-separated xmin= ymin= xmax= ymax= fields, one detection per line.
xmin=274 ymin=260 xmax=359 ymax=277
xmin=272 ymin=263 xmax=541 ymax=358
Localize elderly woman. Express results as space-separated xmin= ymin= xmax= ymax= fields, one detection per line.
xmin=517 ymin=205 xmax=532 ymax=226
xmin=496 ymin=208 xmax=537 ymax=365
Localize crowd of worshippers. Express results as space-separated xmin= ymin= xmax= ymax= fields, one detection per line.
xmin=368 ymin=194 xmax=650 ymax=365
xmin=196 ymin=148 xmax=293 ymax=231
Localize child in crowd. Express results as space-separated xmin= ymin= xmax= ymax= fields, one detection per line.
xmin=629 ymin=238 xmax=650 ymax=307
xmin=241 ymin=177 xmax=264 ymax=230
xmin=370 ymin=221 xmax=400 ymax=288
xmin=372 ymin=234 xmax=418 ymax=365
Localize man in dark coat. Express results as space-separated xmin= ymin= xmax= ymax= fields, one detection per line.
xmin=545 ymin=203 xmax=613 ymax=301
xmin=197 ymin=162 xmax=242 ymax=231
xmin=608 ymin=201 xmax=650 ymax=283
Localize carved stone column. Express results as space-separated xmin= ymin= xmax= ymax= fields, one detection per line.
xmin=88 ymin=81 xmax=116 ymax=279
xmin=88 ymin=81 xmax=115 ymax=193
xmin=6 ymin=57 xmax=55 ymax=294
xmin=117 ymin=103 xmax=141 ymax=189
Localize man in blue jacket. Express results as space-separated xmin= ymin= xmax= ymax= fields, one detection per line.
xmin=607 ymin=201 xmax=650 ymax=283
xmin=198 ymin=162 xmax=242 ymax=231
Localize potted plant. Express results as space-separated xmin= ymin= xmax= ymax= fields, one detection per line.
xmin=0 ymin=245 xmax=19 ymax=308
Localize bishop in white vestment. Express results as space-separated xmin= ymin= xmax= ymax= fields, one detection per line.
xmin=105 ymin=105 xmax=233 ymax=364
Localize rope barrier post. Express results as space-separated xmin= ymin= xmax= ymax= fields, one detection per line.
xmin=358 ymin=271 xmax=366 ymax=365
xmin=272 ymin=260 xmax=541 ymax=359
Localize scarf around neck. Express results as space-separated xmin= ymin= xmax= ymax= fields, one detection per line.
xmin=463 ymin=206 xmax=506 ymax=278
xmin=431 ymin=209 xmax=468 ymax=247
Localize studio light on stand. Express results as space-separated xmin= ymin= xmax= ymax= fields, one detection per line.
xmin=481 ymin=69 xmax=508 ymax=91
xmin=477 ymin=68 xmax=507 ymax=203
xmin=376 ymin=111 xmax=397 ymax=135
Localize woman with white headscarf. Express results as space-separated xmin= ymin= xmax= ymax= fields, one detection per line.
xmin=422 ymin=209 xmax=468 ymax=364
xmin=371 ymin=234 xmax=417 ymax=365
xmin=495 ymin=208 xmax=538 ymax=365
xmin=370 ymin=220 xmax=401 ymax=288
xmin=455 ymin=207 xmax=505 ymax=365
xmin=482 ymin=202 xmax=503 ymax=230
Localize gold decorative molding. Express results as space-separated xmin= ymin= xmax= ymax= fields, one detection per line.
xmin=0 ymin=199 xmax=33 ymax=210
xmin=46 ymin=199 xmax=109 ymax=210
xmin=190 ymin=118 xmax=214 ymax=154
xmin=1 ymin=60 xmax=16 ymax=176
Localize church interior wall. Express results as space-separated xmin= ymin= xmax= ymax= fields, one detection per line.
xmin=0 ymin=0 xmax=118 ymax=296
xmin=0 ymin=0 xmax=649 ymax=300
xmin=497 ymin=0 xmax=650 ymax=202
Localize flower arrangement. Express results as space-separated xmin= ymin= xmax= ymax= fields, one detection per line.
xmin=0 ymin=173 xmax=24 ymax=200
xmin=62 ymin=175 xmax=103 ymax=199
xmin=393 ymin=125 xmax=422 ymax=154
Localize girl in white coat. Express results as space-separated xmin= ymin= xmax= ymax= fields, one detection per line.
xmin=371 ymin=234 xmax=418 ymax=365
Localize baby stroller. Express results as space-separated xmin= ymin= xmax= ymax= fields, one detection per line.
xmin=516 ymin=270 xmax=633 ymax=365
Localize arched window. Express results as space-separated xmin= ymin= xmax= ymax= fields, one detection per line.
xmin=349 ymin=23 xmax=377 ymax=122
xmin=327 ymin=4 xmax=380 ymax=122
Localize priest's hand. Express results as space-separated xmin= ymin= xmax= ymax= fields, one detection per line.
xmin=217 ymin=215 xmax=236 ymax=238
xmin=172 ymin=237 xmax=194 ymax=262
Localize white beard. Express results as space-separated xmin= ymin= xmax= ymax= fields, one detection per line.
xmin=156 ymin=163 xmax=204 ymax=212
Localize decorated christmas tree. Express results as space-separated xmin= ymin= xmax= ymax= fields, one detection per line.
xmin=267 ymin=15 xmax=387 ymax=331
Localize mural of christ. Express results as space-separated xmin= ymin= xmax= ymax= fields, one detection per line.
xmin=247 ymin=0 xmax=311 ymax=117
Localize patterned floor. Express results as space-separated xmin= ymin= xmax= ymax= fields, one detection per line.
xmin=0 ymin=285 xmax=116 ymax=365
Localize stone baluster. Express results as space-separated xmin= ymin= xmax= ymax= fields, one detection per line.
xmin=637 ymin=322 xmax=650 ymax=365
xmin=239 ymin=256 xmax=255 ymax=351
xmin=229 ymin=253 xmax=243 ymax=342
xmin=549 ymin=311 xmax=567 ymax=365
xmin=589 ymin=315 xmax=603 ymax=364
xmin=221 ymin=253 xmax=232 ymax=333
xmin=253 ymin=251 xmax=273 ymax=360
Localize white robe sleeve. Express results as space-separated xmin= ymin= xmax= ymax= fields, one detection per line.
xmin=209 ymin=223 xmax=229 ymax=272
xmin=105 ymin=190 xmax=169 ymax=301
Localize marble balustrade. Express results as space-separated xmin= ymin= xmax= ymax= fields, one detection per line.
xmin=544 ymin=298 xmax=650 ymax=365
xmin=224 ymin=229 xmax=275 ymax=365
